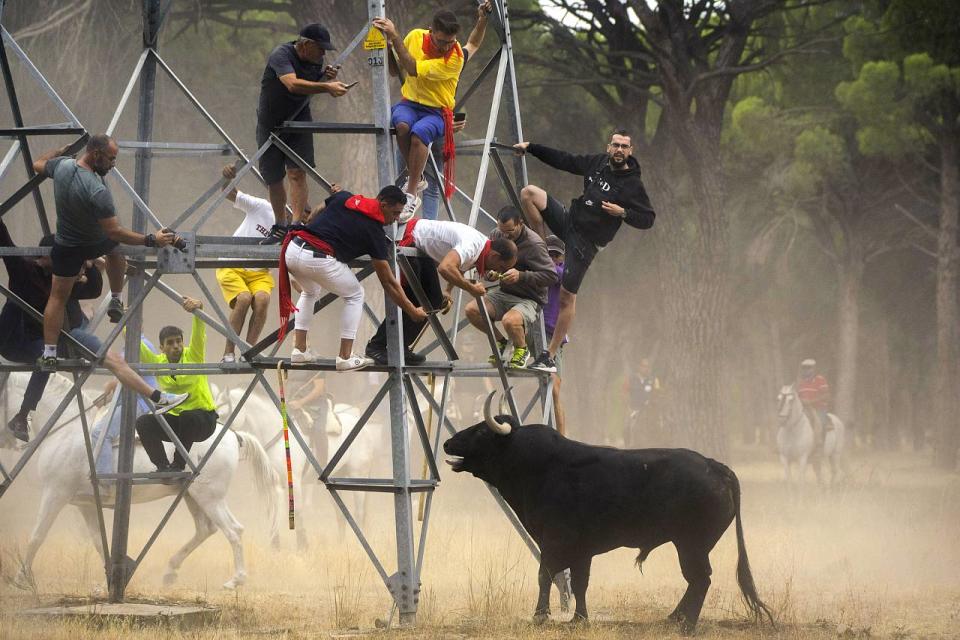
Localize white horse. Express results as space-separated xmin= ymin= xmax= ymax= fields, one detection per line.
xmin=1 ymin=372 xmax=278 ymax=591
xmin=776 ymin=384 xmax=845 ymax=488
xmin=214 ymin=385 xmax=387 ymax=548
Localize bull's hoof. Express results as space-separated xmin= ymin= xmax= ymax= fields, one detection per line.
xmin=270 ymin=534 xmax=281 ymax=551
xmin=532 ymin=610 xmax=550 ymax=625
xmin=679 ymin=620 xmax=698 ymax=636
xmin=162 ymin=571 xmax=178 ymax=587
xmin=566 ymin=613 xmax=589 ymax=627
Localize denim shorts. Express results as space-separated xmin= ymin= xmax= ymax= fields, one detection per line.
xmin=391 ymin=101 xmax=445 ymax=146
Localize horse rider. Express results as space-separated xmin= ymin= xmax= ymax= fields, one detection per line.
xmin=796 ymin=358 xmax=830 ymax=449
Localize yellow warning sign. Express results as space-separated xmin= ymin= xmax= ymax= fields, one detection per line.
xmin=363 ymin=27 xmax=387 ymax=50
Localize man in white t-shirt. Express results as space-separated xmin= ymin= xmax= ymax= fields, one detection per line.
xmin=216 ymin=164 xmax=279 ymax=363
xmin=365 ymin=218 xmax=517 ymax=364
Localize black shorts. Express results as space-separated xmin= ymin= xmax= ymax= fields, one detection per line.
xmin=256 ymin=123 xmax=315 ymax=185
xmin=50 ymin=238 xmax=119 ymax=278
xmin=541 ymin=195 xmax=597 ymax=294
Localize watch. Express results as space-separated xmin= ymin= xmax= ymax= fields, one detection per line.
xmin=144 ymin=233 xmax=156 ymax=247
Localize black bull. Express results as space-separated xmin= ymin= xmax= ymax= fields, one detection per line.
xmin=443 ymin=393 xmax=774 ymax=633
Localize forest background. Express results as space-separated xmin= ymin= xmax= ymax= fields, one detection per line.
xmin=3 ymin=0 xmax=958 ymax=469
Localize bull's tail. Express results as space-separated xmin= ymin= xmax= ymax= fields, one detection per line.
xmin=725 ymin=466 xmax=776 ymax=627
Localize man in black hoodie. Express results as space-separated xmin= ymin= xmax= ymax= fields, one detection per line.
xmin=514 ymin=129 xmax=655 ymax=372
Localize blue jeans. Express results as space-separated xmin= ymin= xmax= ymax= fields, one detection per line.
xmin=0 ymin=328 xmax=101 ymax=413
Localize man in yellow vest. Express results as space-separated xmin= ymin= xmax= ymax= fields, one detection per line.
xmin=374 ymin=10 xmax=464 ymax=221
xmin=135 ymin=297 xmax=218 ymax=473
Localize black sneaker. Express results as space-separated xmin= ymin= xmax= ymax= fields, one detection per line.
xmin=529 ymin=352 xmax=557 ymax=373
xmin=7 ymin=414 xmax=29 ymax=443
xmin=37 ymin=355 xmax=58 ymax=373
xmin=259 ymin=224 xmax=287 ymax=245
xmin=405 ymin=349 xmax=426 ymax=365
xmin=107 ymin=296 xmax=125 ymax=323
xmin=365 ymin=345 xmax=388 ymax=365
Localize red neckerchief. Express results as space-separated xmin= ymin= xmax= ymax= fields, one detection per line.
xmin=420 ymin=34 xmax=460 ymax=198
xmin=277 ymin=230 xmax=336 ymax=341
xmin=344 ymin=193 xmax=385 ymax=223
xmin=398 ymin=217 xmax=420 ymax=247
xmin=421 ymin=33 xmax=462 ymax=62
xmin=475 ymin=239 xmax=493 ymax=275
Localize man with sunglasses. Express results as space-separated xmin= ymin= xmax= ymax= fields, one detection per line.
xmin=257 ymin=23 xmax=351 ymax=244
xmin=514 ymin=130 xmax=656 ymax=372
xmin=373 ymin=10 xmax=464 ymax=222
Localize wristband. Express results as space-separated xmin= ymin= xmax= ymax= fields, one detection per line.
xmin=144 ymin=233 xmax=156 ymax=247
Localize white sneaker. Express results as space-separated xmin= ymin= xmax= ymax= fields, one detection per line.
xmin=336 ymin=354 xmax=374 ymax=371
xmin=398 ymin=191 xmax=420 ymax=224
xmin=155 ymin=392 xmax=189 ymax=415
xmin=221 ymin=353 xmax=236 ymax=364
xmin=402 ymin=178 xmax=427 ymax=194
xmin=291 ymin=348 xmax=320 ymax=364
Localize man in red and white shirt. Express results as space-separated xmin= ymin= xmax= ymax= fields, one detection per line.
xmin=796 ymin=358 xmax=831 ymax=443
xmin=365 ymin=219 xmax=517 ymax=364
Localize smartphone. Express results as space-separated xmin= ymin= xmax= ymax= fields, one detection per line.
xmin=344 ymin=81 xmax=359 ymax=89
xmin=454 ymin=112 xmax=467 ymax=123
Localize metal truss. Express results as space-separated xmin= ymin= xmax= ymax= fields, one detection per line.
xmin=0 ymin=0 xmax=554 ymax=625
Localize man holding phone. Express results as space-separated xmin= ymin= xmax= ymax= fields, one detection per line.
xmin=257 ymin=23 xmax=351 ymax=243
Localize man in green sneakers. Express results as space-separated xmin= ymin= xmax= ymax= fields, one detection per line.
xmin=465 ymin=206 xmax=557 ymax=368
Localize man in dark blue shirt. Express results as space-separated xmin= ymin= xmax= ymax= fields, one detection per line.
xmin=257 ymin=23 xmax=351 ymax=243
xmin=278 ymin=185 xmax=427 ymax=370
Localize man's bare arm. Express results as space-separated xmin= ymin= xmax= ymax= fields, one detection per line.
xmin=32 ymin=143 xmax=73 ymax=175
xmin=278 ymin=73 xmax=349 ymax=97
xmin=464 ymin=1 xmax=493 ymax=59
xmin=373 ymin=18 xmax=418 ymax=77
xmin=437 ymin=250 xmax=485 ymax=296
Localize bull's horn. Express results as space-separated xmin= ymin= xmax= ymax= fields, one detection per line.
xmin=483 ymin=391 xmax=512 ymax=435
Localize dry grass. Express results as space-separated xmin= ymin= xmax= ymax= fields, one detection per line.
xmin=1 ymin=447 xmax=959 ymax=639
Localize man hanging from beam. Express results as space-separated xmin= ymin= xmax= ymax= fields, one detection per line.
xmin=374 ymin=10 xmax=464 ymax=222
xmin=33 ymin=134 xmax=179 ymax=372
xmin=514 ymin=129 xmax=657 ymax=373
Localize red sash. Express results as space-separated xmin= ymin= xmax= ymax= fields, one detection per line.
xmin=420 ymin=34 xmax=460 ymax=199
xmin=398 ymin=217 xmax=420 ymax=247
xmin=278 ymin=230 xmax=336 ymax=341
xmin=475 ymin=239 xmax=493 ymax=275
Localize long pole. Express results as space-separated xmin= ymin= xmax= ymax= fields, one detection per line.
xmin=109 ymin=0 xmax=159 ymax=602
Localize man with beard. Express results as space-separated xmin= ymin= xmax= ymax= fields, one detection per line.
xmin=34 ymin=135 xmax=178 ymax=371
xmin=514 ymin=130 xmax=656 ymax=372
xmin=135 ymin=297 xmax=219 ymax=473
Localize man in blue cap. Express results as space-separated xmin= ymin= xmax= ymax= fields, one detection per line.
xmin=256 ymin=23 xmax=352 ymax=243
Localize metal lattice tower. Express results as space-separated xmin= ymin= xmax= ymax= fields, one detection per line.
xmin=0 ymin=0 xmax=554 ymax=624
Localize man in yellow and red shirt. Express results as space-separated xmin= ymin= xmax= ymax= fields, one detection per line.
xmin=373 ymin=11 xmax=464 ymax=221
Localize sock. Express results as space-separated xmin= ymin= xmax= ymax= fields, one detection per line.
xmin=111 ymin=292 xmax=121 ymax=300
xmin=151 ymin=389 xmax=162 ymax=402
xmin=43 ymin=344 xmax=57 ymax=358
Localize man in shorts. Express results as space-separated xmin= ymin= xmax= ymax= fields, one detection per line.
xmin=256 ymin=23 xmax=349 ymax=242
xmin=215 ymin=164 xmax=277 ymax=363
xmin=34 ymin=134 xmax=177 ymax=371
xmin=465 ymin=206 xmax=556 ymax=368
xmin=514 ymin=129 xmax=656 ymax=372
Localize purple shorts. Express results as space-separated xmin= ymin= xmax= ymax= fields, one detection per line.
xmin=391 ymin=100 xmax=445 ymax=145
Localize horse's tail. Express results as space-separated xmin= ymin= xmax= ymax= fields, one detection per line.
xmin=234 ymin=431 xmax=280 ymax=524
xmin=720 ymin=464 xmax=776 ymax=627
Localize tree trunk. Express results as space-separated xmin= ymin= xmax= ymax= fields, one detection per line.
xmin=934 ymin=131 xmax=960 ymax=470
xmin=652 ymin=135 xmax=730 ymax=459
xmin=834 ymin=254 xmax=864 ymax=430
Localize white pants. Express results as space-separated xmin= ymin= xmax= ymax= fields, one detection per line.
xmin=285 ymin=243 xmax=364 ymax=340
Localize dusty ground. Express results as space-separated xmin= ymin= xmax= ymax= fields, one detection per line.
xmin=1 ymin=446 xmax=959 ymax=639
